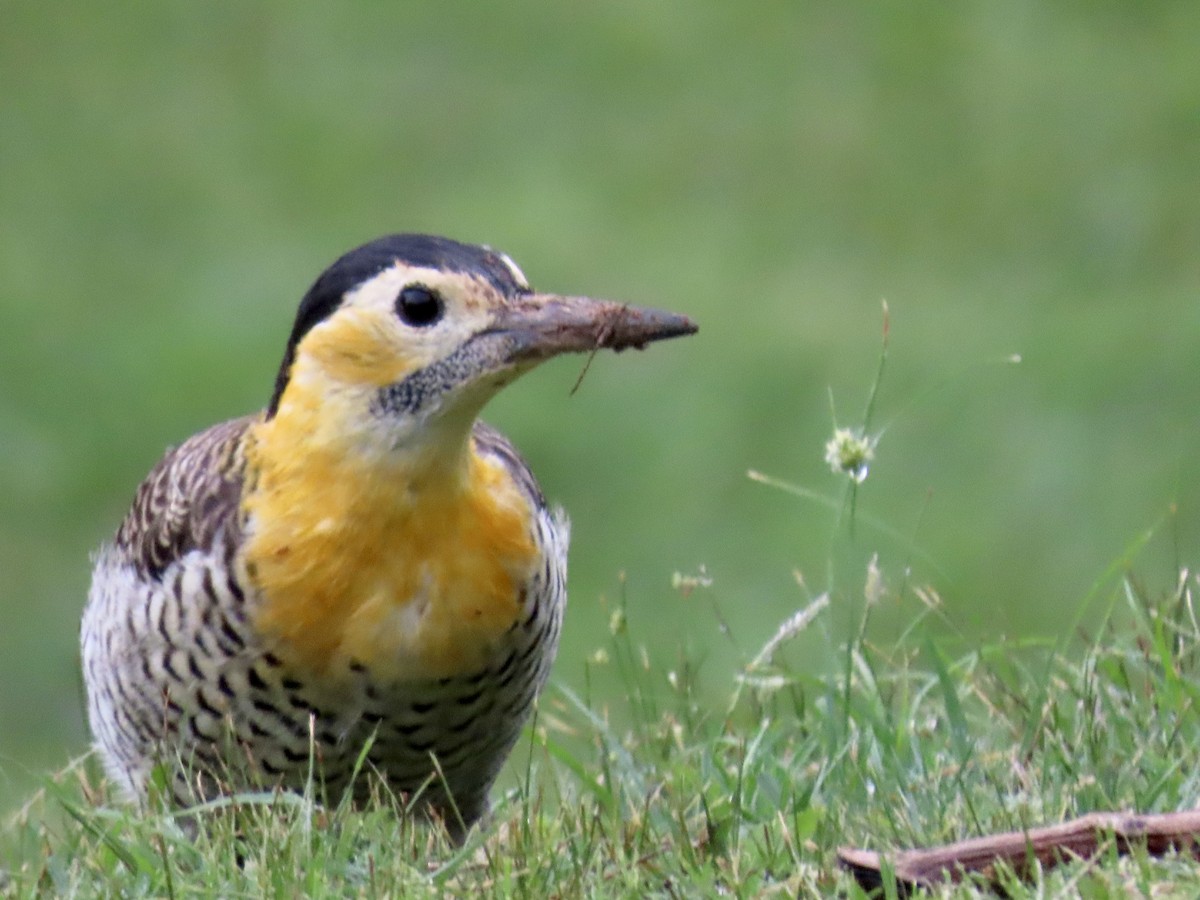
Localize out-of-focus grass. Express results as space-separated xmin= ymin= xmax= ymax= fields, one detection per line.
xmin=1 ymin=2 xmax=1198 ymax=811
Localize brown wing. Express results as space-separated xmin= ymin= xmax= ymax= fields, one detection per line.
xmin=114 ymin=415 xmax=254 ymax=578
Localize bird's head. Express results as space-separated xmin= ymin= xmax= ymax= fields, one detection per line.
xmin=264 ymin=234 xmax=697 ymax=461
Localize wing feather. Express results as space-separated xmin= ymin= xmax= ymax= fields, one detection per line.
xmin=114 ymin=416 xmax=254 ymax=578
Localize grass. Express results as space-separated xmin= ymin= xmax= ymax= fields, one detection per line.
xmin=6 ymin=520 xmax=1199 ymax=896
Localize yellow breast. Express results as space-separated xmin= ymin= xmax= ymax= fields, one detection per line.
xmin=240 ymin=406 xmax=539 ymax=681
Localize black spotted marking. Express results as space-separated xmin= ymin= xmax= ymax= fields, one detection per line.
xmin=109 ymin=705 xmax=142 ymax=743
xmin=446 ymin=715 xmax=478 ymax=736
xmin=195 ymin=691 xmax=224 ymax=720
xmin=122 ymin=708 xmax=157 ymax=744
xmin=317 ymin=728 xmax=342 ymax=746
xmin=251 ymin=697 xmax=282 ymax=716
xmin=187 ymin=653 xmax=204 ymax=681
xmin=218 ymin=616 xmax=246 ymax=650
xmin=282 ymin=745 xmax=311 ymax=764
xmin=410 ymin=700 xmax=435 ymax=715
xmin=270 ymin=712 xmax=308 ymax=740
xmin=437 ymin=733 xmax=485 ymax=763
xmin=225 ymin=568 xmax=246 ymax=605
xmin=193 ymin=627 xmax=214 ymax=659
xmin=492 ymin=648 xmax=517 ymax=681
xmin=134 ymin=602 xmax=152 ymax=637
xmin=200 ymin=569 xmax=218 ymax=608
xmin=187 ymin=746 xmax=223 ymax=777
xmin=406 ymin=737 xmax=437 ymax=754
xmin=247 ymin=666 xmax=268 ymax=691
xmin=160 ymin=651 xmax=184 ymax=683
xmin=212 ymin=633 xmax=240 ymax=660
xmin=498 ymin=687 xmax=535 ymax=721
xmin=155 ymin=603 xmax=175 ymax=646
xmin=288 ymin=696 xmax=335 ymax=722
xmin=454 ymin=687 xmax=486 ymax=707
xmin=516 ymin=633 xmax=545 ymax=668
xmin=188 ymin=716 xmax=220 ymax=742
xmin=471 ymin=698 xmax=498 ymax=724
xmin=216 ymin=673 xmax=236 ymax=698
xmin=280 ymin=676 xmax=303 ymax=692
xmin=114 ymin=686 xmax=159 ymax=742
xmin=267 ymin=234 xmax=531 ymax=418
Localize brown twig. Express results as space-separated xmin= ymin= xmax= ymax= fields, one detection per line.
xmin=837 ymin=810 xmax=1200 ymax=894
xmin=569 ymin=347 xmax=601 ymax=396
xmin=569 ymin=304 xmax=622 ymax=396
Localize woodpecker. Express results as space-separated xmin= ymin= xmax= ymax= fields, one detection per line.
xmin=81 ymin=234 xmax=696 ymax=834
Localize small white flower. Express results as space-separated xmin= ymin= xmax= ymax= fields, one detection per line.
xmin=608 ymin=608 xmax=626 ymax=636
xmin=864 ymin=553 xmax=884 ymax=606
xmin=824 ymin=427 xmax=876 ymax=483
xmin=670 ymin=566 xmax=713 ymax=598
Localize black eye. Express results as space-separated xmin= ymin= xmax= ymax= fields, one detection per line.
xmin=395 ymin=285 xmax=444 ymax=327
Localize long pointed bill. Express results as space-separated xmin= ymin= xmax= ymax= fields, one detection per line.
xmin=492 ymin=292 xmax=698 ymax=363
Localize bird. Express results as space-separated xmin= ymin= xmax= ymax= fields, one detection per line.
xmin=80 ymin=233 xmax=696 ymax=835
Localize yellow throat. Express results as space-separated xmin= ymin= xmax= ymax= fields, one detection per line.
xmin=240 ymin=367 xmax=539 ymax=682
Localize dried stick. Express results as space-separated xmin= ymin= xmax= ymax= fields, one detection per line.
xmin=838 ymin=810 xmax=1200 ymax=894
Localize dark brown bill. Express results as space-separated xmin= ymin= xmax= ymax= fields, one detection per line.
xmin=491 ymin=293 xmax=698 ymax=362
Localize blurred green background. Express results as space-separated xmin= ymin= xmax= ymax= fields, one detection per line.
xmin=2 ymin=3 xmax=1198 ymax=813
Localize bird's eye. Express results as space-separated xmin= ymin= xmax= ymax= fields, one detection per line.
xmin=395 ymin=285 xmax=444 ymax=327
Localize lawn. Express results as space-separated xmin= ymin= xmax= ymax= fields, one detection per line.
xmin=2 ymin=2 xmax=1198 ymax=894
xmin=6 ymin=548 xmax=1200 ymax=895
